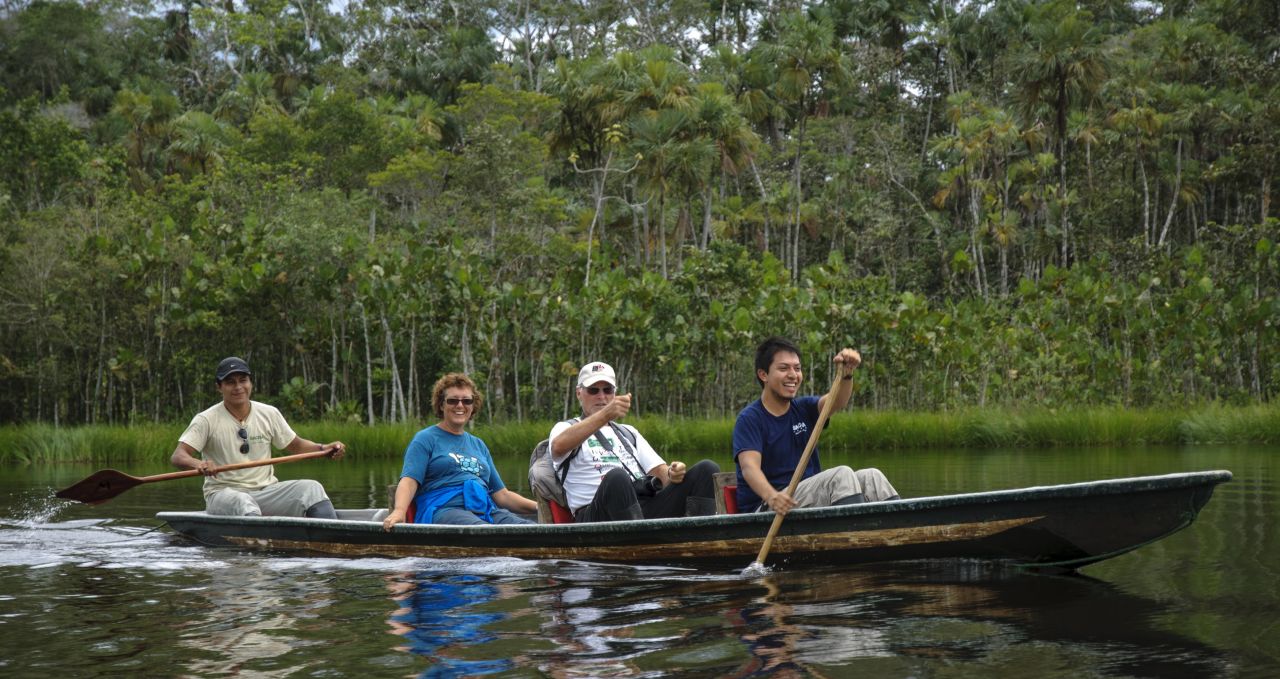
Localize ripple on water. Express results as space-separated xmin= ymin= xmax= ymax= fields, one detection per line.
xmin=1 ymin=510 xmax=696 ymax=578
xmin=1 ymin=506 xmax=200 ymax=571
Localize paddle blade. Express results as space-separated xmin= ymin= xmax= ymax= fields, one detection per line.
xmin=54 ymin=469 xmax=143 ymax=505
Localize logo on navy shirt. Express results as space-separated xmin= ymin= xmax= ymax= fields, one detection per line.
xmin=792 ymin=422 xmax=808 ymax=436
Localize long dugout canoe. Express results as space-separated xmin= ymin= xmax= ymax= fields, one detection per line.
xmin=158 ymin=470 xmax=1231 ymax=570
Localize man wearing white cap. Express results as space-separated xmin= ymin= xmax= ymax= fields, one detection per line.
xmin=169 ymin=356 xmax=347 ymax=519
xmin=548 ymin=361 xmax=719 ymax=522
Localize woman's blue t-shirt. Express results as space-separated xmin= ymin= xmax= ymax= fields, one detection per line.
xmin=731 ymin=396 xmax=822 ymax=512
xmin=400 ymin=425 xmax=505 ymax=511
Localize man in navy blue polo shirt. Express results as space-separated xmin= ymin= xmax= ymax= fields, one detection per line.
xmin=733 ymin=337 xmax=899 ymax=514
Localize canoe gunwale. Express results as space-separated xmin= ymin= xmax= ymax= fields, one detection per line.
xmin=156 ymin=470 xmax=1232 ymax=536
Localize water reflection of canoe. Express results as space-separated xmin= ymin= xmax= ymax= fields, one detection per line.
xmin=723 ymin=563 xmax=1230 ymax=677
xmin=158 ymin=470 xmax=1231 ymax=570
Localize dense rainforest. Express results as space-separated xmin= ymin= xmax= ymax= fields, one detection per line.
xmin=0 ymin=0 xmax=1276 ymax=426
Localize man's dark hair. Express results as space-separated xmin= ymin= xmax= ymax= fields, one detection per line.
xmin=754 ymin=336 xmax=802 ymax=387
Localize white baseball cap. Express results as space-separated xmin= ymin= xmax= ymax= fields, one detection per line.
xmin=577 ymin=361 xmax=616 ymax=388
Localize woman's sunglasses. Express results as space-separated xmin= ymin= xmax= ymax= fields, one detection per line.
xmin=444 ymin=397 xmax=475 ymax=406
xmin=237 ymin=427 xmax=250 ymax=454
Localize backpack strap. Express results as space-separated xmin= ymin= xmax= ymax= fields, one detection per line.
xmin=592 ymin=422 xmax=645 ymax=481
xmin=609 ymin=421 xmax=638 ymax=452
xmin=557 ymin=418 xmax=646 ymax=483
xmin=553 ymin=417 xmax=581 ymax=487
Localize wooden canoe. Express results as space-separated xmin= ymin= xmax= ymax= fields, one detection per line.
xmin=157 ymin=470 xmax=1231 ymax=570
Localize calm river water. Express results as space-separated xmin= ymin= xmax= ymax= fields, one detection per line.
xmin=1 ymin=445 xmax=1276 ymax=677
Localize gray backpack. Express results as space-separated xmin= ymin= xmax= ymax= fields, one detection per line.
xmin=528 ymin=438 xmax=569 ymax=509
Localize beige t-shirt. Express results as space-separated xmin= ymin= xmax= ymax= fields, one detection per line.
xmin=179 ymin=401 xmax=297 ymax=499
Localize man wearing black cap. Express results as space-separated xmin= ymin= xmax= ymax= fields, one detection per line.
xmin=169 ymin=356 xmax=346 ymax=518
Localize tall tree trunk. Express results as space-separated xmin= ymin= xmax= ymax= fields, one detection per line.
xmin=329 ymin=318 xmax=339 ymax=413
xmin=360 ymin=305 xmax=374 ymax=425
xmin=701 ymin=185 xmax=713 ymax=250
xmin=641 ymin=191 xmax=652 ymax=266
xmin=657 ymin=193 xmax=668 ymax=279
xmin=460 ymin=318 xmax=475 ymax=377
xmin=791 ymin=114 xmax=808 ymax=279
xmin=1058 ymin=137 xmax=1070 ymax=266
xmin=1157 ymin=137 xmax=1182 ymax=248
xmin=1139 ymin=158 xmax=1151 ymax=249
xmin=1000 ymin=245 xmax=1009 ymax=297
xmin=1260 ymin=174 xmax=1271 ymax=224
xmin=486 ymin=304 xmax=504 ymax=424
xmin=513 ymin=341 xmax=522 ymax=422
xmin=94 ymin=304 xmax=106 ymax=424
xmin=380 ymin=311 xmax=406 ymax=422
xmin=968 ymin=183 xmax=986 ymax=298
xmin=583 ymin=150 xmax=612 ymax=286
xmin=750 ymin=157 xmax=771 ymax=253
xmin=408 ymin=319 xmax=418 ymax=417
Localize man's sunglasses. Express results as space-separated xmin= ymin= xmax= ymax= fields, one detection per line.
xmin=584 ymin=385 xmax=614 ymax=395
xmin=444 ymin=397 xmax=475 ymax=406
xmin=237 ymin=427 xmax=250 ymax=454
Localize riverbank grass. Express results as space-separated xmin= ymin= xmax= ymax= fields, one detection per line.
xmin=2 ymin=405 xmax=1275 ymax=463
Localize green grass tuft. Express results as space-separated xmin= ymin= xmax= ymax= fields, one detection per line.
xmin=3 ymin=404 xmax=1276 ymax=464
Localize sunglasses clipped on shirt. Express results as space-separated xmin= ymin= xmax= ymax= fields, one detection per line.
xmin=584 ymin=385 xmax=615 ymax=395
xmin=444 ymin=397 xmax=475 ymax=406
xmin=237 ymin=427 xmax=250 ymax=454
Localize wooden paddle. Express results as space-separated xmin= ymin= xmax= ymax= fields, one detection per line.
xmin=55 ymin=449 xmax=335 ymax=505
xmin=743 ymin=361 xmax=850 ymax=576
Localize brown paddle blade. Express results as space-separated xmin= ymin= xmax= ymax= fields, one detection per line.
xmin=54 ymin=449 xmax=335 ymax=505
xmin=55 ymin=469 xmax=151 ymax=505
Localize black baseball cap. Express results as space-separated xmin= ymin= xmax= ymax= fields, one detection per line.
xmin=216 ymin=356 xmax=252 ymax=382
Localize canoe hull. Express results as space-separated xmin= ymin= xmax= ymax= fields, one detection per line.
xmin=158 ymin=470 xmax=1231 ymax=570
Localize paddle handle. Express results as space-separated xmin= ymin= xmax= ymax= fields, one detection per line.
xmin=751 ymin=363 xmax=849 ymax=567
xmin=140 ymin=449 xmax=335 ymax=483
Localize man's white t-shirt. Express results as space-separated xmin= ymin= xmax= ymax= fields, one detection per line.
xmin=547 ymin=420 xmax=664 ymax=512
xmin=179 ymin=401 xmax=297 ymax=499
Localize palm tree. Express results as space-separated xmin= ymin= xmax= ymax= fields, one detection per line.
xmin=1009 ymin=0 xmax=1108 ymax=264
xmin=630 ymin=108 xmax=686 ymax=279
xmin=413 ymin=25 xmax=499 ymax=105
xmin=112 ymin=87 xmax=179 ymax=189
xmin=623 ymin=45 xmax=695 ymax=114
xmin=168 ymin=111 xmax=237 ymax=175
xmin=691 ymin=82 xmax=758 ymax=249
xmin=214 ymin=71 xmax=283 ymax=126
xmin=771 ymin=11 xmax=848 ymax=276
xmin=704 ymin=43 xmax=785 ymax=251
xmin=398 ymin=94 xmax=446 ymax=146
xmin=548 ymin=53 xmax=643 ymax=283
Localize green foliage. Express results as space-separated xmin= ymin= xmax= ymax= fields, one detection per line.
xmin=1 ymin=1 xmax=1278 ymax=427
xmin=0 ymin=1 xmax=114 ymax=108
xmin=0 ymin=98 xmax=91 ymax=211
